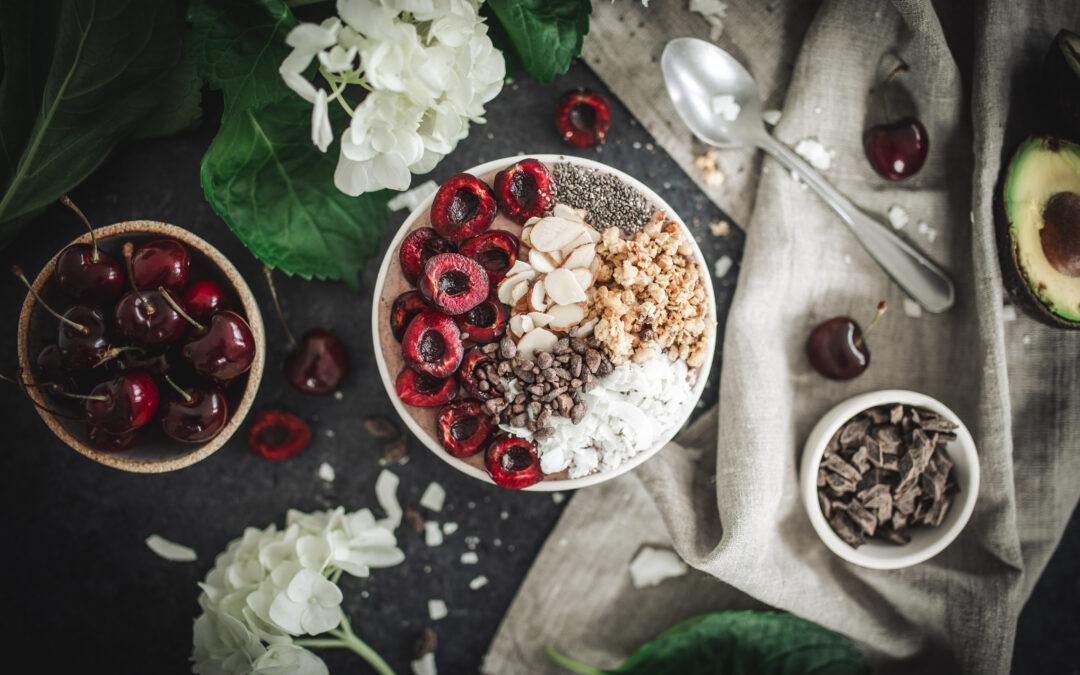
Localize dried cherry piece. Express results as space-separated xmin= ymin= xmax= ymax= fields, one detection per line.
xmin=247 ymin=409 xmax=311 ymax=461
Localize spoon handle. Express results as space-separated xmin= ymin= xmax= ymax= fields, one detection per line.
xmin=756 ymin=134 xmax=955 ymax=313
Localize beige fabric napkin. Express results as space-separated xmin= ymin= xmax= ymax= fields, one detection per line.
xmin=483 ymin=1 xmax=1080 ymax=674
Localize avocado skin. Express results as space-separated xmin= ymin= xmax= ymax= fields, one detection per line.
xmin=1042 ymin=29 xmax=1080 ymax=141
xmin=996 ymin=135 xmax=1080 ymax=329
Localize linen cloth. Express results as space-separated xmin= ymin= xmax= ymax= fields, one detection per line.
xmin=482 ymin=1 xmax=1080 ymax=673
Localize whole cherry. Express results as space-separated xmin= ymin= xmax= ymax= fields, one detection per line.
xmin=15 ymin=266 xmax=109 ymax=370
xmin=113 ymin=243 xmax=188 ymax=346
xmin=54 ymin=196 xmax=123 ymax=302
xmin=156 ymin=284 xmax=256 ymax=382
xmin=88 ymin=424 xmax=144 ymax=453
xmin=864 ymin=63 xmax=928 ymax=180
xmin=554 ymin=90 xmax=612 ymax=148
xmin=264 ymin=267 xmax=348 ymax=394
xmin=160 ymin=375 xmax=228 ymax=443
xmin=806 ymin=301 xmax=887 ymax=380
xmin=57 ymin=370 xmax=159 ymax=434
xmin=183 ymin=280 xmax=230 ymax=321
xmin=131 ymin=238 xmax=190 ymax=294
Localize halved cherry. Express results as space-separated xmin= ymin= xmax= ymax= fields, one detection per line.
xmin=390 ymin=290 xmax=429 ymax=342
xmin=459 ymin=231 xmax=518 ymax=283
xmin=247 ymin=409 xmax=311 ymax=461
xmin=438 ymin=399 xmax=495 ymax=458
xmin=494 ymin=158 xmax=554 ymax=224
xmin=554 ymin=90 xmax=612 ymax=148
xmin=401 ymin=310 xmax=464 ymax=378
xmin=88 ymin=424 xmax=143 ymax=453
xmin=395 ymin=368 xmax=458 ymax=407
xmin=457 ymin=346 xmax=497 ymax=401
xmin=430 ymin=173 xmax=497 ymax=241
xmin=399 ymin=227 xmax=456 ymax=284
xmin=485 ymin=435 xmax=543 ymax=489
xmin=417 ymin=253 xmax=489 ymax=316
xmin=454 ymin=295 xmax=508 ymax=344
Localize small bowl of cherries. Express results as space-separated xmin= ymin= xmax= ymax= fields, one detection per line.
xmin=14 ymin=198 xmax=265 ymax=472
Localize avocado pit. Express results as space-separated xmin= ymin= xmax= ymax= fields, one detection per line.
xmin=1040 ymin=191 xmax=1080 ymax=276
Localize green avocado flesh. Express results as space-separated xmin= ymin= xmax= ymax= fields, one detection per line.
xmin=1004 ymin=136 xmax=1080 ymax=322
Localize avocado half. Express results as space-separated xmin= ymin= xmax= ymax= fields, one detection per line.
xmin=1001 ymin=135 xmax=1080 ymax=327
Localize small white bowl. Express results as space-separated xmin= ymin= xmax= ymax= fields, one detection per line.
xmin=799 ymin=389 xmax=979 ymax=569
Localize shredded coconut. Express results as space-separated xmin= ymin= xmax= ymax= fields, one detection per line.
xmin=629 ymin=546 xmax=688 ymax=587
xmin=428 ymin=599 xmax=448 ymax=621
xmin=552 ymin=492 xmax=566 ymax=505
xmin=460 ymin=551 xmax=479 ymax=565
xmin=145 ymin=535 xmax=197 ymax=562
xmin=794 ymin=138 xmax=834 ymax=171
xmin=442 ymin=522 xmax=458 ymax=535
xmin=424 ymin=521 xmax=443 ymax=547
xmin=689 ymin=0 xmax=727 ymax=40
xmin=375 ymin=470 xmax=402 ymax=530
xmin=317 ymin=462 xmax=335 ymax=482
xmin=502 ymin=357 xmax=694 ymax=478
xmin=1001 ymin=304 xmax=1018 ymax=322
xmin=419 ymin=482 xmax=446 ymax=512
xmin=903 ymin=299 xmax=923 ymax=318
xmin=713 ymin=255 xmax=733 ymax=279
xmin=469 ymin=575 xmax=489 ymax=590
xmin=762 ymin=109 xmax=782 ymax=125
xmin=710 ymin=94 xmax=741 ymax=122
xmin=916 ymin=220 xmax=939 ymax=243
xmin=887 ymin=205 xmax=909 ymax=230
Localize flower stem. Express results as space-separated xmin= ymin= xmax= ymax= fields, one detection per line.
xmin=295 ymin=610 xmax=397 ymax=675
xmin=545 ymin=647 xmax=606 ymax=675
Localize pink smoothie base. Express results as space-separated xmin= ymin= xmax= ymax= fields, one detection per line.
xmin=371 ymin=154 xmax=717 ymax=491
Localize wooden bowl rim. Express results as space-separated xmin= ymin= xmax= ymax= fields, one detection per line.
xmin=16 ymin=220 xmax=266 ymax=473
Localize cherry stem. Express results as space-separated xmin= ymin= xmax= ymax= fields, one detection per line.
xmin=122 ymin=242 xmax=153 ymax=314
xmin=93 ymin=345 xmax=144 ymax=369
xmin=13 ymin=265 xmax=89 ymax=335
xmin=50 ymin=385 xmax=108 ymax=403
xmin=263 ymin=265 xmax=297 ymax=348
xmin=2 ymin=370 xmax=82 ymax=420
xmin=855 ymin=300 xmax=888 ymax=348
xmin=60 ymin=195 xmax=98 ymax=262
xmin=163 ymin=375 xmax=193 ymax=403
xmin=157 ymin=285 xmax=205 ymax=332
xmin=879 ymin=62 xmax=908 ymax=125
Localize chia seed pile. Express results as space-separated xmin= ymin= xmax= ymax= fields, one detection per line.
xmin=552 ymin=163 xmax=655 ymax=233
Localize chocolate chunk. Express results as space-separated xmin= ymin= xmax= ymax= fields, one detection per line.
xmin=879 ymin=527 xmax=910 ymax=545
xmin=511 ymin=403 xmax=525 ymax=414
xmin=383 ymin=436 xmax=408 ymax=465
xmin=842 ymin=500 xmax=878 ymax=536
xmin=526 ymin=401 xmax=541 ymax=418
xmin=499 ymin=337 xmax=517 ymax=359
xmin=537 ymin=408 xmax=551 ymax=427
xmin=556 ymin=393 xmax=574 ymax=415
xmin=542 ymin=368 xmax=559 ymax=383
xmin=554 ymin=367 xmax=572 ymax=381
xmin=822 ymin=454 xmax=861 ymax=482
xmin=893 ymin=485 xmax=921 ymax=516
xmin=570 ymin=353 xmax=583 ymax=378
xmin=829 ymin=511 xmax=865 ymax=548
xmin=413 ymin=627 xmax=437 ymax=659
xmin=570 ymin=402 xmax=587 ymax=424
xmin=596 ymin=357 xmax=613 ymax=377
xmin=542 ymin=386 xmax=567 ymax=403
xmin=839 ymin=416 xmax=871 ymax=447
xmin=584 ymin=349 xmax=602 ymax=373
xmin=825 ymin=430 xmax=841 ymax=457
xmin=482 ymin=398 xmax=506 ymax=416
xmin=819 ymin=492 xmax=832 ymax=519
xmin=825 ymin=473 xmax=857 ymax=494
xmin=526 ymin=384 xmax=545 ymax=397
xmin=514 ymin=393 xmax=527 ymax=404
xmin=864 ymin=438 xmax=883 ymax=466
xmin=510 ymin=413 xmax=527 ymax=427
xmin=514 ymin=366 xmax=536 ymax=384
xmin=535 ymin=426 xmax=555 ymax=440
xmin=553 ymin=338 xmax=570 ymax=355
xmin=923 ymin=493 xmax=953 ymax=527
xmin=403 ymin=508 xmax=425 ymax=533
xmin=482 ymin=342 xmax=499 ymax=354
xmin=570 ymin=337 xmax=588 ymax=354
xmin=866 ymin=406 xmax=890 ymax=424
xmin=856 ymin=483 xmax=890 ymax=505
xmin=817 ymin=468 xmax=828 ymax=488
xmin=890 ymin=404 xmax=904 ymax=425
xmin=364 ymin=416 xmax=400 ymax=439
xmin=537 ymin=352 xmax=554 ymax=369
xmin=851 ymin=445 xmax=871 ymax=474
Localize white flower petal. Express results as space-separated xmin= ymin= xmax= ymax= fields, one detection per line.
xmin=279 ymin=50 xmax=317 ymax=103
xmin=253 ymin=644 xmax=329 ymax=675
xmin=285 ymin=21 xmax=339 ymax=52
xmin=146 ymin=534 xmax=197 ymax=561
xmin=310 ymin=90 xmax=333 ymax=153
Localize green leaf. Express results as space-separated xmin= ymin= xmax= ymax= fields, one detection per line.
xmin=549 ymin=611 xmax=870 ymax=675
xmin=128 ymin=39 xmax=204 ymax=141
xmin=483 ymin=0 xmax=591 ymax=82
xmin=201 ymin=96 xmax=391 ymax=290
xmin=0 ymin=0 xmax=191 ymax=245
xmin=187 ymin=0 xmax=297 ymax=113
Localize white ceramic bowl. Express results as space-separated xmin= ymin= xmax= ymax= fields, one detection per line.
xmin=371 ymin=155 xmax=717 ymax=491
xmin=799 ymin=389 xmax=979 ymax=569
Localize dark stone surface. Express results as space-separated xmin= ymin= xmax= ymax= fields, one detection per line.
xmin=0 ymin=57 xmax=1073 ymax=674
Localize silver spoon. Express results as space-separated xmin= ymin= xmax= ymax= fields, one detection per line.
xmin=661 ymin=37 xmax=954 ymax=313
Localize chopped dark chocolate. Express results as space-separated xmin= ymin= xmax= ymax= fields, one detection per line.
xmin=818 ymin=402 xmax=960 ymax=548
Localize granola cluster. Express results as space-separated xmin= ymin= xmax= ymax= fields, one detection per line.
xmin=588 ymin=212 xmax=715 ymax=367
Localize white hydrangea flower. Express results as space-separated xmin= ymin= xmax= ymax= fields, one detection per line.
xmin=281 ymin=0 xmax=505 ymax=193
xmin=191 ymin=504 xmax=404 ymax=673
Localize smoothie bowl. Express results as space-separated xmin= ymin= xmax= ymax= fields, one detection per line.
xmin=372 ymin=155 xmax=717 ymax=490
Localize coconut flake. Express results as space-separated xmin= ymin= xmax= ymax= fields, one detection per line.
xmin=420 ymin=482 xmax=446 ymax=512
xmin=375 ymin=470 xmax=403 ymax=530
xmin=689 ymin=0 xmax=727 ymax=40
xmin=411 ymin=652 xmax=437 ymax=675
xmin=442 ymin=522 xmax=458 ymax=535
xmin=903 ymin=299 xmax=923 ymax=318
xmin=713 ymin=255 xmax=733 ymax=279
xmin=1002 ymin=304 xmax=1018 ymax=322
xmin=388 ymin=180 xmax=438 ymax=212
xmin=552 ymin=492 xmax=566 ymax=504
xmin=145 ymin=535 xmax=197 ymax=562
xmin=460 ymin=551 xmax=479 ymax=565
xmin=794 ymin=138 xmax=834 ymax=171
xmin=887 ymin=204 xmax=910 ymax=230
xmin=762 ymin=109 xmax=782 ymax=125
xmin=424 ymin=520 xmax=444 ymax=547
xmin=317 ymin=462 xmax=335 ymax=482
xmin=544 ymin=268 xmax=587 ymax=304
xmin=428 ymin=599 xmax=448 ymax=621
xmin=629 ymin=546 xmax=688 ymax=588
xmin=469 ymin=575 xmax=489 ymax=590
xmin=710 ymin=94 xmax=741 ymax=122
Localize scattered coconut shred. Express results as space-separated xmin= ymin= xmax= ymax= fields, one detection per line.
xmin=794 ymin=138 xmax=834 ymax=171
xmin=629 ymin=546 xmax=688 ymax=588
xmin=419 ymin=482 xmax=446 ymax=512
xmin=145 ymin=534 xmax=197 ymax=562
xmin=503 ymin=355 xmax=694 ymax=478
xmin=689 ymin=0 xmax=728 ymax=40
xmin=711 ymin=94 xmax=741 ymax=122
xmin=388 ymin=180 xmax=438 ymax=212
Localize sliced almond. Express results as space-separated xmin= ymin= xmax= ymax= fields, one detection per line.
xmin=528 ymin=311 xmax=554 ymax=328
xmin=582 ymin=226 xmax=601 ymax=244
xmin=506 ymin=260 xmax=533 ymax=277
xmin=509 ymin=314 xmax=528 ymax=337
xmin=545 ymin=268 xmax=587 ymax=305
xmin=496 ymin=270 xmax=536 ymax=304
xmin=530 ymin=217 xmax=586 ymax=252
xmin=576 ymin=316 xmax=598 ymax=338
xmin=561 ymin=243 xmax=595 ymax=270
xmin=510 ymin=279 xmax=530 ymax=305
xmin=520 ymin=225 xmax=533 ymax=248
xmin=528 ymin=279 xmax=548 ymax=312
xmin=524 ymin=216 xmax=542 ymax=227
xmin=547 ymin=303 xmax=586 ymax=330
xmin=588 ymin=257 xmax=600 ymax=284
xmin=564 ymin=230 xmax=594 ymax=251
xmin=548 ymin=248 xmax=565 ymax=266
xmin=569 ymin=267 xmax=593 ymax=290
xmin=515 ymin=328 xmax=558 ymax=361
xmin=528 ymin=247 xmax=555 ymax=273
xmin=553 ymin=203 xmax=587 ymax=222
